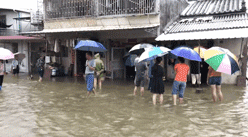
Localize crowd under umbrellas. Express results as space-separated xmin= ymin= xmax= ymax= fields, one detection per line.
xmin=0 ymin=41 xmax=241 ymax=105
xmin=127 ymin=44 xmax=240 ymax=105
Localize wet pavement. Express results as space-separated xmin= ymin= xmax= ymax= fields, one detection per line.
xmin=0 ymin=74 xmax=248 ymax=136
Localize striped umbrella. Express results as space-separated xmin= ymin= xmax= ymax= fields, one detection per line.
xmin=204 ymin=47 xmax=239 ymax=75
xmin=138 ymin=47 xmax=171 ymax=62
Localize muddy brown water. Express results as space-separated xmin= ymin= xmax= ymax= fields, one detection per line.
xmin=0 ymin=75 xmax=248 ymax=136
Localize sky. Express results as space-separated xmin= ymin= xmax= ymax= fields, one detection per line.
xmin=0 ymin=0 xmax=41 ymax=11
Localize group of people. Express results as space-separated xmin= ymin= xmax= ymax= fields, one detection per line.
xmin=133 ymin=56 xmax=223 ymax=105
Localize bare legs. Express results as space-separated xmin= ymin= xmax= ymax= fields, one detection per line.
xmin=172 ymin=95 xmax=184 ymax=105
xmin=39 ymin=77 xmax=43 ymax=82
xmin=211 ymin=85 xmax=223 ymax=102
xmin=153 ymin=94 xmax=164 ymax=105
xmin=94 ymin=78 xmax=103 ymax=90
xmin=133 ymin=86 xmax=144 ymax=96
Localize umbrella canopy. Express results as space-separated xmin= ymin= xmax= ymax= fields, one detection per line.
xmin=74 ymin=40 xmax=107 ymax=52
xmin=14 ymin=52 xmax=26 ymax=61
xmin=138 ymin=47 xmax=171 ymax=62
xmin=171 ymin=46 xmax=201 ymax=61
xmin=194 ymin=46 xmax=207 ymax=58
xmin=123 ymin=53 xmax=137 ymax=66
xmin=0 ymin=48 xmax=14 ymax=60
xmin=129 ymin=43 xmax=154 ymax=55
xmin=204 ymin=47 xmax=239 ymax=75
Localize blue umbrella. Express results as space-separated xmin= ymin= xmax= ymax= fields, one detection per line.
xmin=171 ymin=46 xmax=201 ymax=61
xmin=74 ymin=40 xmax=107 ymax=52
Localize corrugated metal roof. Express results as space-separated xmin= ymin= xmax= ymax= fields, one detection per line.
xmin=156 ymin=28 xmax=248 ymax=41
xmin=22 ymin=24 xmax=160 ymax=34
xmin=181 ymin=0 xmax=244 ymax=16
xmin=166 ymin=13 xmax=248 ymax=33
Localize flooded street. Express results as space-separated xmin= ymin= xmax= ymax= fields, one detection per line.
xmin=0 ymin=75 xmax=248 ymax=136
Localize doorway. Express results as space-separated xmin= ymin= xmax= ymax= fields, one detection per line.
xmin=76 ymin=50 xmax=87 ymax=76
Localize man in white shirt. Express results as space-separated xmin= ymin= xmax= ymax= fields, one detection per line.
xmin=85 ymin=51 xmax=96 ymax=97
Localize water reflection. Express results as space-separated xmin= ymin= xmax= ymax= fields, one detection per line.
xmin=0 ymin=75 xmax=247 ymax=136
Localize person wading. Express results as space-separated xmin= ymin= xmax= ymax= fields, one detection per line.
xmin=207 ymin=66 xmax=223 ymax=102
xmin=172 ymin=57 xmax=189 ymax=105
xmin=0 ymin=60 xmax=4 ymax=90
xmin=85 ymin=51 xmax=97 ymax=97
xmin=150 ymin=57 xmax=164 ymax=105
xmin=12 ymin=56 xmax=19 ymax=77
xmin=36 ymin=56 xmax=45 ymax=82
xmin=94 ymin=53 xmax=105 ymax=90
xmin=133 ymin=55 xmax=147 ymax=96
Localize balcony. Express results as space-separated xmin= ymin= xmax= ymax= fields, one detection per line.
xmin=0 ymin=29 xmax=18 ymax=36
xmin=44 ymin=0 xmax=158 ymax=20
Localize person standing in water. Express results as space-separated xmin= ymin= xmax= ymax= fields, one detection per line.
xmin=85 ymin=51 xmax=96 ymax=97
xmin=172 ymin=57 xmax=189 ymax=105
xmin=0 ymin=60 xmax=4 ymax=90
xmin=12 ymin=56 xmax=19 ymax=77
xmin=133 ymin=55 xmax=147 ymax=96
xmin=150 ymin=57 xmax=164 ymax=105
xmin=36 ymin=56 xmax=45 ymax=82
xmin=94 ymin=53 xmax=105 ymax=90
xmin=207 ymin=66 xmax=223 ymax=102
xmin=148 ymin=59 xmax=155 ymax=90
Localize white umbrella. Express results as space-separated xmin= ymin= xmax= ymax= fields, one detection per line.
xmin=139 ymin=47 xmax=171 ymax=62
xmin=129 ymin=43 xmax=154 ymax=55
xmin=0 ymin=48 xmax=14 ymax=60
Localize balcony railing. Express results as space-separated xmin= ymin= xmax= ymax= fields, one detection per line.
xmin=0 ymin=29 xmax=18 ymax=36
xmin=45 ymin=0 xmax=158 ymax=20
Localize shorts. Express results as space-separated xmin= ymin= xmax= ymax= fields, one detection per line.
xmin=13 ymin=65 xmax=19 ymax=74
xmin=134 ymin=75 xmax=145 ymax=87
xmin=172 ymin=81 xmax=186 ymax=98
xmin=86 ymin=74 xmax=94 ymax=92
xmin=38 ymin=68 xmax=44 ymax=78
xmin=209 ymin=77 xmax=221 ymax=85
xmin=191 ymin=74 xmax=201 ymax=85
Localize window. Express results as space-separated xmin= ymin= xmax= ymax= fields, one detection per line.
xmin=12 ymin=43 xmax=18 ymax=53
xmin=0 ymin=15 xmax=6 ymax=24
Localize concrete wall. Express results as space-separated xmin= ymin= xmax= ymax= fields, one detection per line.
xmin=0 ymin=10 xmax=34 ymax=35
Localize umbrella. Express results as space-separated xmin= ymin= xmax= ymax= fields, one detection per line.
xmin=171 ymin=46 xmax=201 ymax=61
xmin=194 ymin=46 xmax=207 ymax=58
xmin=138 ymin=47 xmax=171 ymax=62
xmin=129 ymin=43 xmax=154 ymax=55
xmin=74 ymin=40 xmax=107 ymax=52
xmin=204 ymin=47 xmax=239 ymax=75
xmin=0 ymin=48 xmax=14 ymax=60
xmin=14 ymin=52 xmax=26 ymax=61
xmin=123 ymin=53 xmax=137 ymax=66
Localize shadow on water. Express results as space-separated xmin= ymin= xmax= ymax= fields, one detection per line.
xmin=0 ymin=74 xmax=248 ymax=136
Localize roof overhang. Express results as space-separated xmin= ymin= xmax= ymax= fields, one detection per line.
xmin=22 ymin=24 xmax=160 ymax=34
xmin=0 ymin=36 xmax=44 ymax=41
xmin=156 ymin=28 xmax=248 ymax=41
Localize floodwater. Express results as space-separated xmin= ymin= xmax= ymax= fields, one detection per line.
xmin=0 ymin=74 xmax=248 ymax=137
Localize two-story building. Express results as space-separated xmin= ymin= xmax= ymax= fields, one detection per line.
xmin=0 ymin=7 xmax=44 ymax=74
xmin=24 ymin=0 xmax=189 ymax=79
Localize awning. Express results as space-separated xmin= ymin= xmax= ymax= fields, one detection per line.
xmin=0 ymin=36 xmax=44 ymax=41
xmin=22 ymin=24 xmax=160 ymax=34
xmin=156 ymin=28 xmax=248 ymax=41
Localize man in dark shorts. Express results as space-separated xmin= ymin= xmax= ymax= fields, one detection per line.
xmin=133 ymin=58 xmax=147 ymax=96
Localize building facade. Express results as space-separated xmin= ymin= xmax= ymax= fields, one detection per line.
xmin=25 ymin=0 xmax=189 ymax=79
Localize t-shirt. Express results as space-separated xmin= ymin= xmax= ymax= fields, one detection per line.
xmin=135 ymin=61 xmax=147 ymax=77
xmin=190 ymin=61 xmax=200 ymax=74
xmin=174 ymin=63 xmax=189 ymax=82
xmin=208 ymin=67 xmax=221 ymax=77
xmin=85 ymin=59 xmax=96 ymax=75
